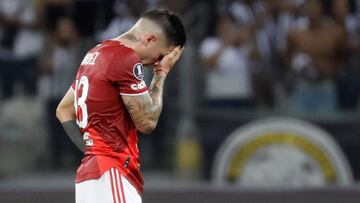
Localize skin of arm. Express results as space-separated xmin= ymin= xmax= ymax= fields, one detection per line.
xmin=122 ymin=46 xmax=183 ymax=134
xmin=56 ymin=88 xmax=76 ymax=123
xmin=56 ymin=88 xmax=85 ymax=152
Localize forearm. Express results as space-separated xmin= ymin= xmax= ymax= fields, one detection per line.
xmin=123 ymin=46 xmax=183 ymax=134
xmin=122 ymin=72 xmax=167 ymax=134
xmin=57 ymin=110 xmax=85 ymax=153
xmin=135 ymin=72 xmax=167 ymax=133
xmin=56 ymin=88 xmax=84 ymax=152
xmin=148 ymin=71 xmax=167 ymax=120
xmin=61 ymin=120 xmax=85 ymax=153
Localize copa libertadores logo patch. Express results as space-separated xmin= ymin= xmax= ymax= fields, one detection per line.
xmin=133 ymin=63 xmax=144 ymax=80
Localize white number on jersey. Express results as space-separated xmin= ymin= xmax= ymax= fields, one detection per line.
xmin=74 ymin=76 xmax=89 ymax=128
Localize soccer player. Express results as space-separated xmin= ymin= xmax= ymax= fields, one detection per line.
xmin=56 ymin=9 xmax=186 ymax=203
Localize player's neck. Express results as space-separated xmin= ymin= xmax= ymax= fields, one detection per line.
xmin=113 ymin=33 xmax=139 ymax=49
xmin=122 ymin=33 xmax=139 ymax=42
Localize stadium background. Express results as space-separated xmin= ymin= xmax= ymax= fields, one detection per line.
xmin=0 ymin=0 xmax=360 ymax=202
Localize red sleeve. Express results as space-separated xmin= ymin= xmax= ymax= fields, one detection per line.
xmin=71 ymin=71 xmax=80 ymax=91
xmin=106 ymin=48 xmax=148 ymax=95
xmin=71 ymin=80 xmax=76 ymax=91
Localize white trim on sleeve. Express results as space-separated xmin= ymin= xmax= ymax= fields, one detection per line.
xmin=119 ymin=91 xmax=149 ymax=96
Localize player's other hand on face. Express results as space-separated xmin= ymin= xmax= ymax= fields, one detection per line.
xmin=153 ymin=46 xmax=184 ymax=74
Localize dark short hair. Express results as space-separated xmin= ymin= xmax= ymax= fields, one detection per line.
xmin=141 ymin=8 xmax=186 ymax=47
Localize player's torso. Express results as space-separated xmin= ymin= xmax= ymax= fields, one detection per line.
xmin=73 ymin=40 xmax=146 ymax=193
xmin=73 ymin=41 xmax=137 ymax=154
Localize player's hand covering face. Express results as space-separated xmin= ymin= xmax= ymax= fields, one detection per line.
xmin=153 ymin=46 xmax=184 ymax=74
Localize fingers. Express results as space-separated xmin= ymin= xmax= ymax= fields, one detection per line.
xmin=169 ymin=46 xmax=183 ymax=57
xmin=155 ymin=46 xmax=185 ymax=73
xmin=175 ymin=46 xmax=184 ymax=57
xmin=166 ymin=46 xmax=184 ymax=62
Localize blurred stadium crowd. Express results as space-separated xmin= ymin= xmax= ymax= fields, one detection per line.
xmin=1 ymin=0 xmax=360 ymax=182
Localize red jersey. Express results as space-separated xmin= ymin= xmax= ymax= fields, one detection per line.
xmin=71 ymin=40 xmax=148 ymax=193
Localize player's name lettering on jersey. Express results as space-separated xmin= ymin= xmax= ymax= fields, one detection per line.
xmin=130 ymin=80 xmax=146 ymax=90
xmin=81 ymin=52 xmax=100 ymax=66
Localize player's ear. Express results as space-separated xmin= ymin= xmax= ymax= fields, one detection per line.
xmin=142 ymin=34 xmax=157 ymax=46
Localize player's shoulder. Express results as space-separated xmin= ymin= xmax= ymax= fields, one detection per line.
xmin=111 ymin=44 xmax=141 ymax=68
xmin=100 ymin=40 xmax=139 ymax=59
xmin=102 ymin=40 xmax=142 ymax=78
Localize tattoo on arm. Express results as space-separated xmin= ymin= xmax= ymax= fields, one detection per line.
xmin=123 ymin=73 xmax=167 ymax=134
xmin=149 ymin=73 xmax=166 ymax=111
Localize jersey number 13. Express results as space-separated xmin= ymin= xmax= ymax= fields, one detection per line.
xmin=74 ymin=76 xmax=89 ymax=128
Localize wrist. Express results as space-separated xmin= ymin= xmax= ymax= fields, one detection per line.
xmin=153 ymin=68 xmax=169 ymax=75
